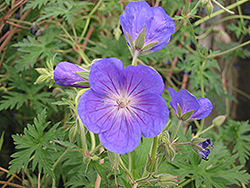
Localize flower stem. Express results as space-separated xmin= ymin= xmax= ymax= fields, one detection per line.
xmin=78 ymin=119 xmax=88 ymax=154
xmin=194 ymin=0 xmax=249 ymax=26
xmin=90 ymin=132 xmax=96 ymax=151
xmin=132 ymin=50 xmax=139 ymax=66
xmin=187 ymin=0 xmax=202 ymax=17
xmin=195 ymin=124 xmax=215 ymax=137
xmin=185 ymin=17 xmax=202 ymax=57
xmin=207 ymin=39 xmax=250 ymax=58
xmin=119 ymin=157 xmax=135 ymax=184
xmin=200 ymin=60 xmax=206 ymax=98
xmin=211 ymin=0 xmax=235 ymax=14
xmin=171 ymin=119 xmax=182 ymax=142
xmin=150 ymin=136 xmax=158 ymax=162
xmin=78 ymin=0 xmax=103 ymax=43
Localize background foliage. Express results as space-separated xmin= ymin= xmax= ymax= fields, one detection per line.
xmin=1 ymin=0 xmax=250 ymax=187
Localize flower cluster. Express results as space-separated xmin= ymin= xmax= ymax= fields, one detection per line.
xmin=53 ymin=1 xmax=213 ymax=160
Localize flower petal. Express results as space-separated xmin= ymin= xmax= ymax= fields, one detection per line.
xmin=129 ymin=93 xmax=169 ymax=137
xmin=145 ymin=7 xmax=175 ymax=51
xmin=99 ymin=111 xmax=141 ymax=154
xmin=168 ymin=87 xmax=178 ymax=113
xmin=191 ymin=98 xmax=213 ymax=119
xmin=177 ymin=89 xmax=200 ymax=114
xmin=89 ymin=58 xmax=124 ymax=97
xmin=121 ymin=64 xmax=164 ymax=97
xmin=120 ymin=1 xmax=152 ymax=42
xmin=77 ymin=89 xmax=118 ymax=133
xmin=54 ymin=61 xmax=87 ymax=87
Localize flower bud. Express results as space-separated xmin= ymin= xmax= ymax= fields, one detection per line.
xmin=69 ymin=126 xmax=78 ymax=143
xmin=212 ymin=115 xmax=226 ymax=126
xmin=54 ymin=62 xmax=89 ymax=88
xmin=206 ymin=0 xmax=214 ymax=16
xmin=155 ymin=174 xmax=179 ymax=187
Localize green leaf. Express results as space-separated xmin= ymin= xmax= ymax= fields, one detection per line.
xmin=0 ymin=132 xmax=5 ymax=151
xmin=12 ymin=28 xmax=63 ymax=71
xmin=8 ymin=110 xmax=63 ymax=178
xmin=90 ymin=160 xmax=109 ymax=185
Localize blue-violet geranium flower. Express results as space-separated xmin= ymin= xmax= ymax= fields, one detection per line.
xmin=120 ymin=1 xmax=175 ymax=54
xmin=54 ymin=61 xmax=88 ymax=88
xmin=191 ymin=138 xmax=214 ymax=161
xmin=168 ymin=87 xmax=213 ymax=120
xmin=77 ymin=58 xmax=169 ymax=154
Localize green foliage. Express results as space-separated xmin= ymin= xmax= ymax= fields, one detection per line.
xmin=217 ymin=120 xmax=250 ymax=165
xmin=227 ymin=20 xmax=248 ymax=39
xmin=0 ymin=66 xmax=55 ymax=112
xmin=37 ymin=1 xmax=92 ymax=24
xmin=8 ymin=110 xmax=63 ymax=178
xmin=12 ymin=28 xmax=63 ymax=72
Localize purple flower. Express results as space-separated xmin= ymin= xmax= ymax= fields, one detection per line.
xmin=120 ymin=1 xmax=175 ymax=54
xmin=54 ymin=61 xmax=88 ymax=88
xmin=168 ymin=87 xmax=213 ymax=120
xmin=77 ymin=58 xmax=169 ymax=154
xmin=191 ymin=138 xmax=214 ymax=161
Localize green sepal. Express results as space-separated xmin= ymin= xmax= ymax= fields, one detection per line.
xmin=162 ymin=120 xmax=172 ymax=132
xmin=72 ymin=81 xmax=90 ymax=87
xmin=191 ymin=137 xmax=207 ymax=145
xmin=35 ymin=68 xmax=49 ymax=75
xmin=126 ymin=31 xmax=135 ymax=50
xmin=135 ymin=28 xmax=145 ymax=50
xmin=77 ymin=70 xmax=90 ymax=81
xmin=177 ymin=103 xmax=182 ymax=118
xmin=141 ymin=41 xmax=159 ymax=52
xmin=181 ymin=110 xmax=194 ymax=121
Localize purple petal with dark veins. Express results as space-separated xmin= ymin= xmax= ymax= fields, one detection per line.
xmin=121 ymin=64 xmax=164 ymax=96
xmin=77 ymin=89 xmax=118 ymax=134
xmin=191 ymin=98 xmax=213 ymax=119
xmin=89 ymin=58 xmax=124 ymax=97
xmin=177 ymin=89 xmax=200 ymax=114
xmin=120 ymin=1 xmax=152 ymax=42
xmin=168 ymin=87 xmax=178 ymax=113
xmin=129 ymin=93 xmax=169 ymax=138
xmin=145 ymin=6 xmax=176 ymax=51
xmin=99 ymin=110 xmax=141 ymax=154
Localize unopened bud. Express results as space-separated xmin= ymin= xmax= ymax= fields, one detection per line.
xmin=155 ymin=174 xmax=179 ymax=187
xmin=212 ymin=115 xmax=226 ymax=126
xmin=206 ymin=1 xmax=214 ymax=16
xmin=165 ymin=142 xmax=176 ymax=162
xmin=69 ymin=126 xmax=78 ymax=143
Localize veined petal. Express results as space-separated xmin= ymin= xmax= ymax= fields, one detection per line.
xmin=145 ymin=6 xmax=175 ymax=51
xmin=178 ymin=89 xmax=200 ymax=114
xmin=168 ymin=87 xmax=178 ymax=113
xmin=99 ymin=111 xmax=141 ymax=154
xmin=77 ymin=89 xmax=118 ymax=133
xmin=121 ymin=64 xmax=164 ymax=97
xmin=191 ymin=98 xmax=213 ymax=119
xmin=89 ymin=58 xmax=123 ymax=97
xmin=120 ymin=1 xmax=152 ymax=41
xmin=129 ymin=93 xmax=169 ymax=137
